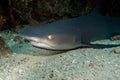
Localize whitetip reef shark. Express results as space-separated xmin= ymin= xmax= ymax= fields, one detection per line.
xmin=21 ymin=0 xmax=120 ymax=50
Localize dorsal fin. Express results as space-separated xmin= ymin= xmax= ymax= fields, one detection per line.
xmin=89 ymin=0 xmax=104 ymax=16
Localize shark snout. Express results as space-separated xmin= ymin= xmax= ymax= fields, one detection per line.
xmin=22 ymin=36 xmax=40 ymax=42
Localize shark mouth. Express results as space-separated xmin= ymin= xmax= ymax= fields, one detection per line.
xmin=22 ymin=36 xmax=56 ymax=49
xmin=30 ymin=40 xmax=55 ymax=49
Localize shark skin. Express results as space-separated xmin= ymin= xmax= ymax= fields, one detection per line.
xmin=21 ymin=1 xmax=120 ymax=50
xmin=21 ymin=15 xmax=120 ymax=50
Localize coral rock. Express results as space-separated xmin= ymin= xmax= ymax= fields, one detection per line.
xmin=0 ymin=36 xmax=12 ymax=58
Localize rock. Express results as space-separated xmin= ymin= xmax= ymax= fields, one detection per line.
xmin=0 ymin=36 xmax=12 ymax=58
xmin=32 ymin=0 xmax=96 ymax=17
xmin=112 ymin=48 xmax=120 ymax=54
xmin=111 ymin=35 xmax=120 ymax=41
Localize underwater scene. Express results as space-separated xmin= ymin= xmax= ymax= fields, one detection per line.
xmin=0 ymin=0 xmax=120 ymax=80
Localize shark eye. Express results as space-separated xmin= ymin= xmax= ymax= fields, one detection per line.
xmin=47 ymin=35 xmax=54 ymax=40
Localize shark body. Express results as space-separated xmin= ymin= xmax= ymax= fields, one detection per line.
xmin=21 ymin=1 xmax=120 ymax=50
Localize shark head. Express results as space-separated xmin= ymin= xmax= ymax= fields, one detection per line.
xmin=20 ymin=20 xmax=83 ymax=50
xmin=22 ymin=34 xmax=82 ymax=50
